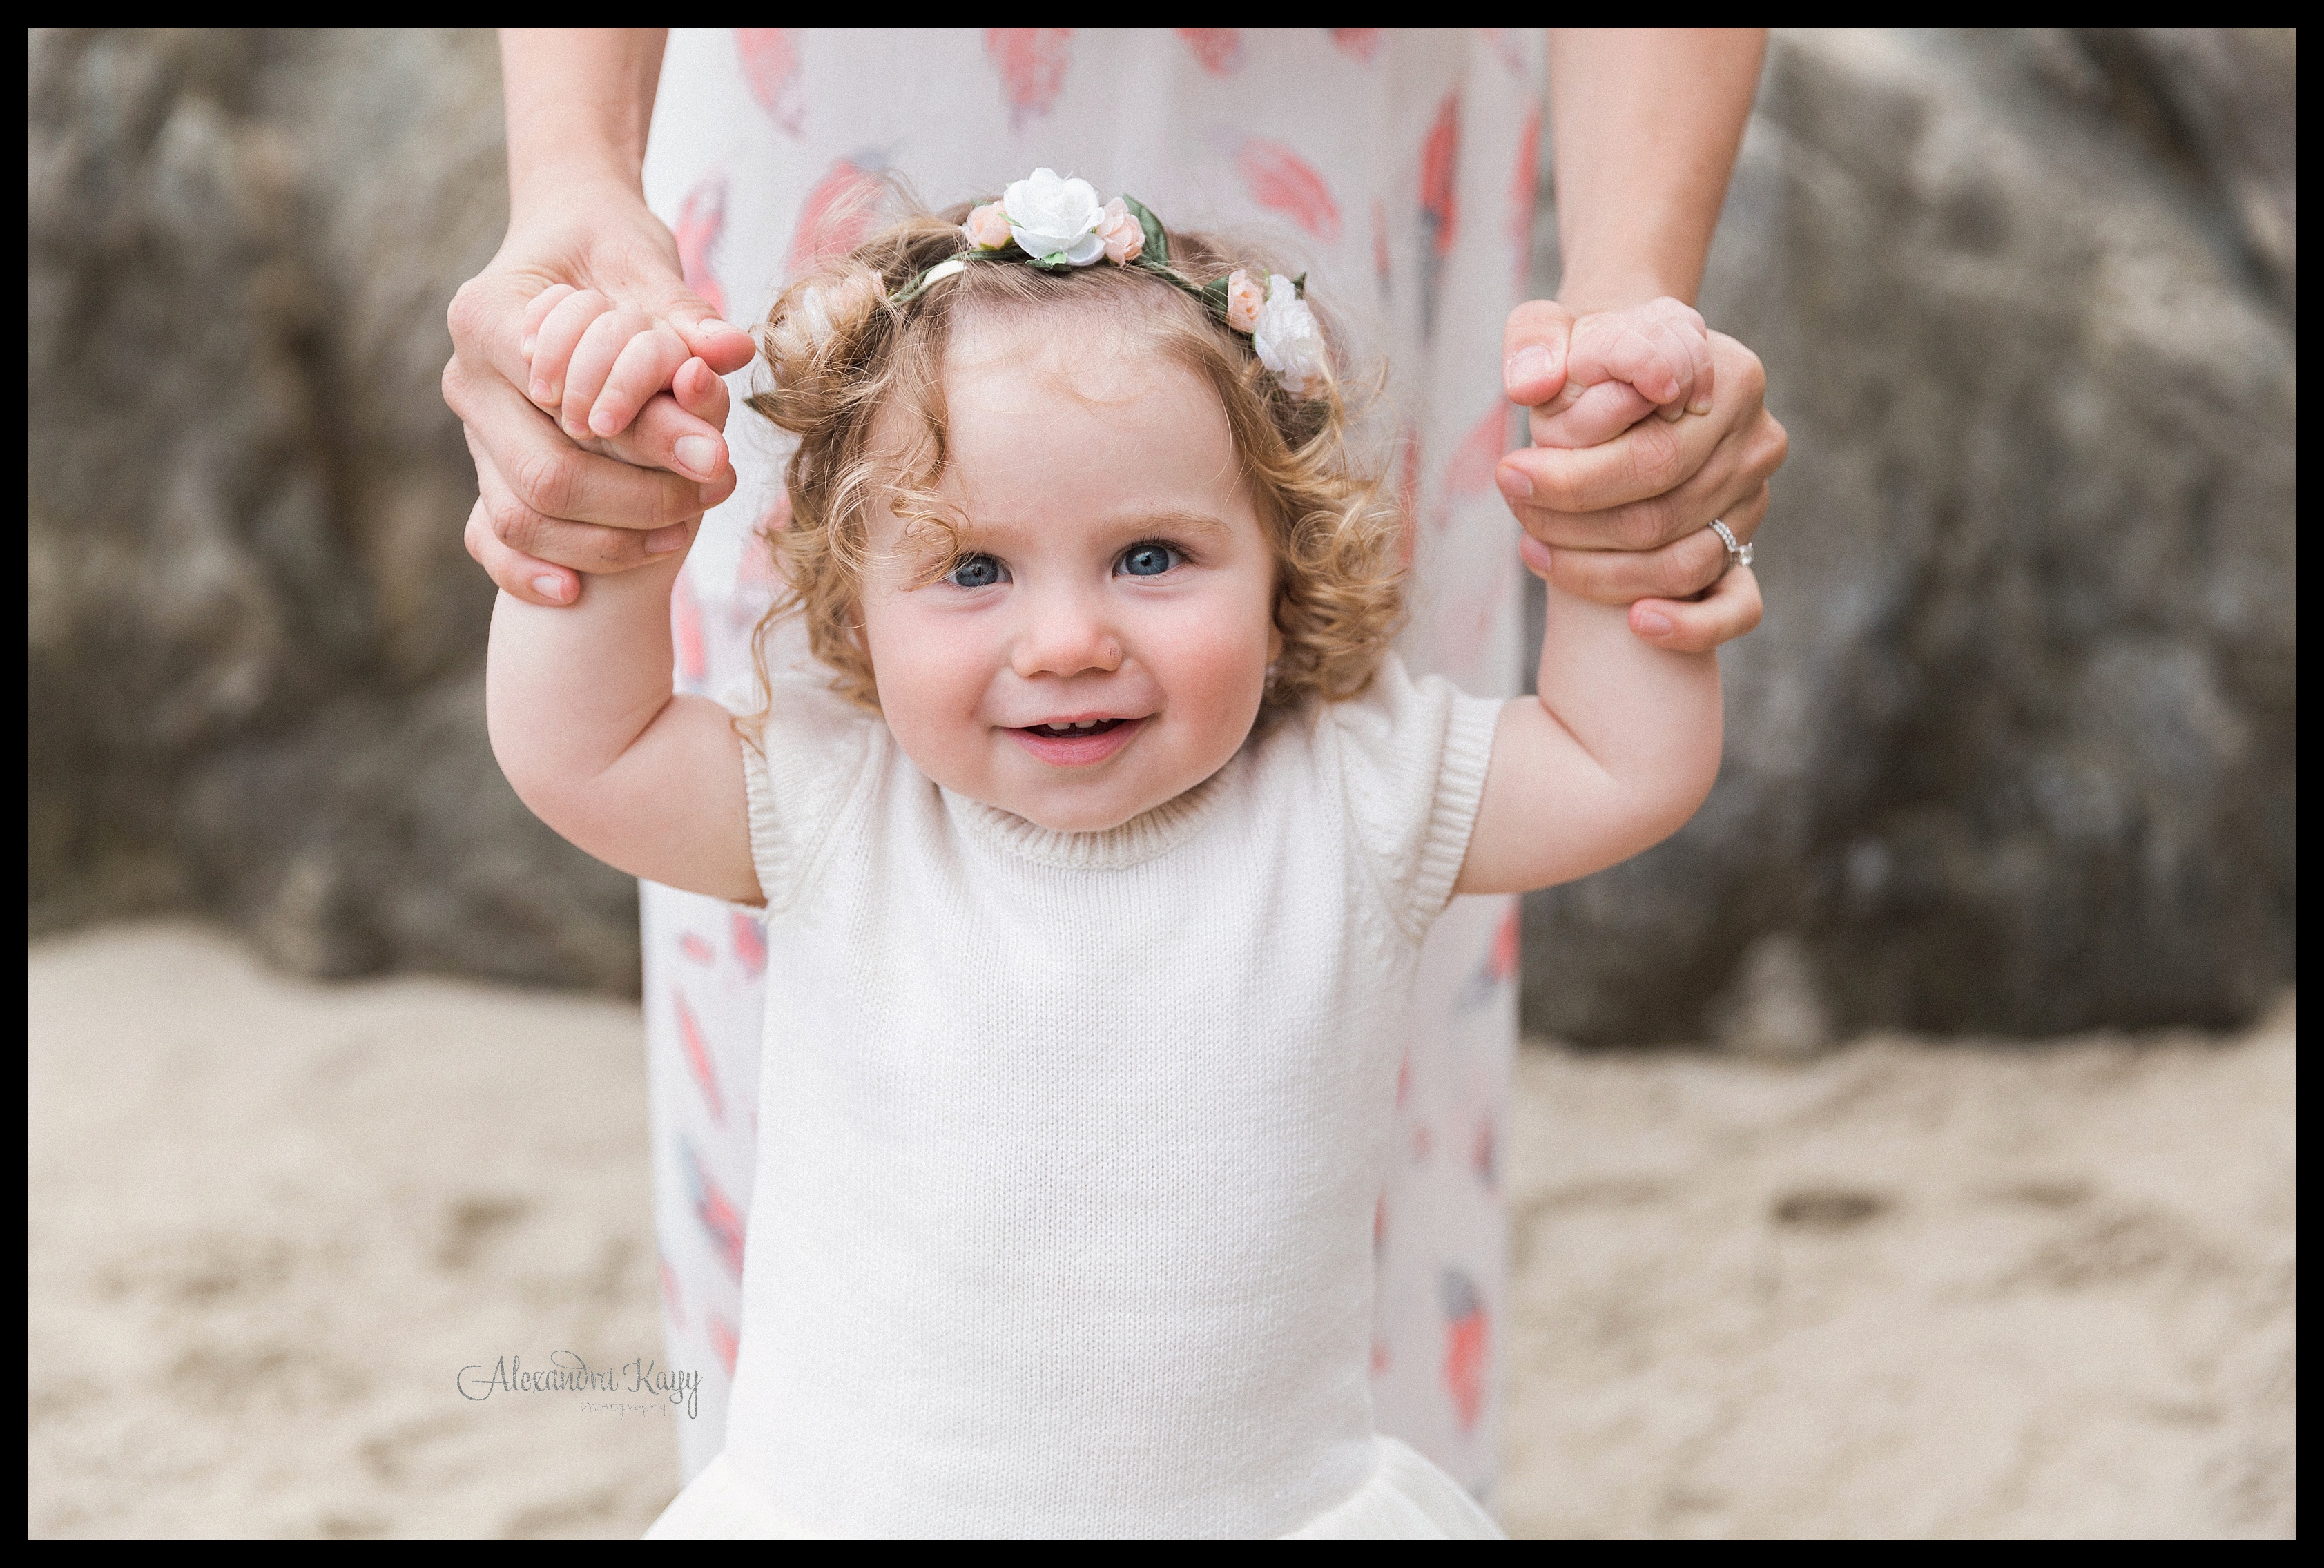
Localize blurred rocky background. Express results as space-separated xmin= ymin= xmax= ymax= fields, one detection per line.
xmin=28 ymin=30 xmax=2297 ymax=1033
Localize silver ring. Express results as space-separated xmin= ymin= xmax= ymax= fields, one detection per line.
xmin=1709 ymin=518 xmax=1753 ymax=575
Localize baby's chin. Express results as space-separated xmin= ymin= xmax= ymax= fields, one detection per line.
xmin=980 ymin=780 xmax=1182 ymax=834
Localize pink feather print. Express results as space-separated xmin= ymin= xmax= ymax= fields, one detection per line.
xmin=684 ymin=1140 xmax=747 ymax=1281
xmin=670 ymin=569 xmax=708 ymax=689
xmin=673 ymin=990 xmax=724 ymax=1125
xmin=707 ymin=1314 xmax=742 ymax=1376
xmin=1440 ymin=1269 xmax=1491 ymax=1433
xmin=728 ymin=910 xmax=767 ymax=978
xmin=1330 ymin=28 xmax=1384 ymax=64
xmin=1491 ymin=900 xmax=1520 ymax=982
xmin=985 ymin=28 xmax=1072 ymax=128
xmin=1510 ymin=103 xmax=1543 ymax=284
xmin=678 ymin=932 xmax=715 ymax=967
xmin=1420 ymin=93 xmax=1460 ymax=259
xmin=674 ymin=175 xmax=728 ymax=319
xmin=1176 ymin=28 xmax=1243 ymax=74
xmin=787 ymin=157 xmax=884 ymax=280
xmin=1480 ymin=27 xmax=1527 ymax=75
xmin=1234 ymin=139 xmax=1341 ymax=244
xmin=1442 ymin=404 xmax=1512 ymax=501
xmin=735 ymin=28 xmax=805 ymax=135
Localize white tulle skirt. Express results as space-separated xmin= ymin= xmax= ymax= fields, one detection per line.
xmin=644 ymin=1435 xmax=1504 ymax=1540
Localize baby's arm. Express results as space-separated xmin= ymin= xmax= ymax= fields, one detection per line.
xmin=485 ymin=529 xmax=761 ymax=903
xmin=1455 ymin=568 xmax=1721 ymax=895
xmin=1527 ymin=296 xmax=1714 ymax=449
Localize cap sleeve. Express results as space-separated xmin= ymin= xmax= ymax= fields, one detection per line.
xmin=717 ymin=662 xmax=887 ymax=913
xmin=1321 ymin=655 xmax=1504 ymax=940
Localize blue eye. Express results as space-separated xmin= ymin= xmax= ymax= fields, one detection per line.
xmin=949 ymin=554 xmax=1006 ymax=588
xmin=1119 ymin=543 xmax=1179 ymax=578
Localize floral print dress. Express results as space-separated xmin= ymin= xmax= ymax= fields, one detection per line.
xmin=639 ymin=25 xmax=1539 ymax=1509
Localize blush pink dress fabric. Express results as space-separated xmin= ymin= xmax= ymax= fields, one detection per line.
xmin=638 ymin=26 xmax=1537 ymax=1511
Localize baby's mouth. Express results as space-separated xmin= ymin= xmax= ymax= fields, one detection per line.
xmin=1022 ymin=718 xmax=1127 ymax=739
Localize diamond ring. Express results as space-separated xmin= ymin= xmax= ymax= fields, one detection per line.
xmin=1708 ymin=519 xmax=1753 ymax=576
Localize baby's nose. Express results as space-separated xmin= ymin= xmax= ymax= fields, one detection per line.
xmin=1009 ymin=594 xmax=1123 ymax=679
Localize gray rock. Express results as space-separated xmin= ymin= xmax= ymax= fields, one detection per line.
xmin=28 ymin=28 xmax=640 ymax=988
xmin=1523 ymin=30 xmax=2296 ymax=1043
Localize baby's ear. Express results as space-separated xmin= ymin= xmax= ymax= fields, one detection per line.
xmin=1528 ymin=380 xmax=1658 ymax=450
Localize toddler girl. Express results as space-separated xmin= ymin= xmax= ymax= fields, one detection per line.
xmin=491 ymin=171 xmax=1724 ymax=1538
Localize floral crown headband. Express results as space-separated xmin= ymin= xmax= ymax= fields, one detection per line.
xmin=889 ymin=168 xmax=1328 ymax=400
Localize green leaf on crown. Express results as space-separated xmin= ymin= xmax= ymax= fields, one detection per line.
xmin=1121 ymin=194 xmax=1170 ymax=267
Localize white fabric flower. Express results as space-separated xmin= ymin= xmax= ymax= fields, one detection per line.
xmin=1002 ymin=168 xmax=1108 ymax=267
xmin=1251 ymin=275 xmax=1326 ymax=397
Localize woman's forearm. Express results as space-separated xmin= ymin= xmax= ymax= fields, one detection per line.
xmin=499 ymin=28 xmax=670 ymax=211
xmin=1545 ymin=28 xmax=1765 ymax=312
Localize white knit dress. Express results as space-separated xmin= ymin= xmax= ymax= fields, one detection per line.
xmin=646 ymin=655 xmax=1506 ymax=1538
xmin=639 ymin=31 xmax=1537 ymax=1497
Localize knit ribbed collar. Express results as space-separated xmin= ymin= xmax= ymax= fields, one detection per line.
xmin=942 ymin=756 xmax=1238 ymax=871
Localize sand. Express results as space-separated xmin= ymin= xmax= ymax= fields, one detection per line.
xmin=27 ymin=922 xmax=2296 ymax=1538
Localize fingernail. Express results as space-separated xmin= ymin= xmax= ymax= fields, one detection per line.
xmin=1689 ymin=395 xmax=1713 ymax=416
xmin=530 ymin=379 xmax=553 ymax=403
xmin=531 ymin=574 xmax=569 ymax=602
xmin=1637 ymin=609 xmax=1675 ymax=638
xmin=521 ymin=335 xmax=536 ymax=358
xmin=674 ymin=435 xmax=718 ymax=478
xmin=1495 ymin=464 xmax=1533 ymax=501
xmin=699 ymin=318 xmax=737 ymax=337
xmin=590 ymin=408 xmax=623 ymax=436
xmin=1508 ymin=343 xmax=1551 ymax=389
xmin=646 ymin=524 xmax=688 ymax=555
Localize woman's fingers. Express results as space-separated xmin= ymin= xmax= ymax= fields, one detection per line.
xmin=527 ymin=288 xmax=614 ymax=408
xmin=590 ymin=324 xmax=693 ymax=438
xmin=469 ymin=432 xmax=704 ymax=574
xmin=452 ymin=365 xmax=727 ymax=531
xmin=1531 ymin=481 xmax=1771 ymax=606
xmin=467 ymin=496 xmax=579 ymax=606
xmin=1631 ymin=563 xmax=1762 ymax=652
xmin=1503 ymin=343 xmax=1782 ymax=551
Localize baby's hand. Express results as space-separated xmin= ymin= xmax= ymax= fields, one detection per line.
xmin=1527 ymin=297 xmax=1713 ymax=449
xmin=521 ymin=284 xmax=701 ymax=443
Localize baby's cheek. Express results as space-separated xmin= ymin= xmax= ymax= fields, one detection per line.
xmin=1155 ymin=597 xmax=1272 ymax=744
xmin=865 ymin=609 xmax=990 ymax=781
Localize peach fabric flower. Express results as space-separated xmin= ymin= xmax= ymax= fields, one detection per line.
xmin=1097 ymin=198 xmax=1144 ymax=264
xmin=962 ymin=202 xmax=1012 ymax=250
xmin=1225 ymin=269 xmax=1266 ymax=335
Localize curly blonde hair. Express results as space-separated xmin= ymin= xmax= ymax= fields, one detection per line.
xmin=745 ymin=197 xmax=1405 ymax=714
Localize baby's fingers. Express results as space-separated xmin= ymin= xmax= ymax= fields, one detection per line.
xmin=589 ymin=324 xmax=693 ymax=439
xmin=559 ymin=304 xmax=655 ymax=441
xmin=528 ymin=287 xmax=613 ymax=409
xmin=1529 ymin=380 xmax=1658 ymax=449
xmin=519 ymin=284 xmax=577 ymax=360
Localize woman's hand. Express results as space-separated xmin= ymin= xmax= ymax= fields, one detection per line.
xmin=1498 ymin=302 xmax=1785 ymax=653
xmin=443 ymin=171 xmax=756 ymax=606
